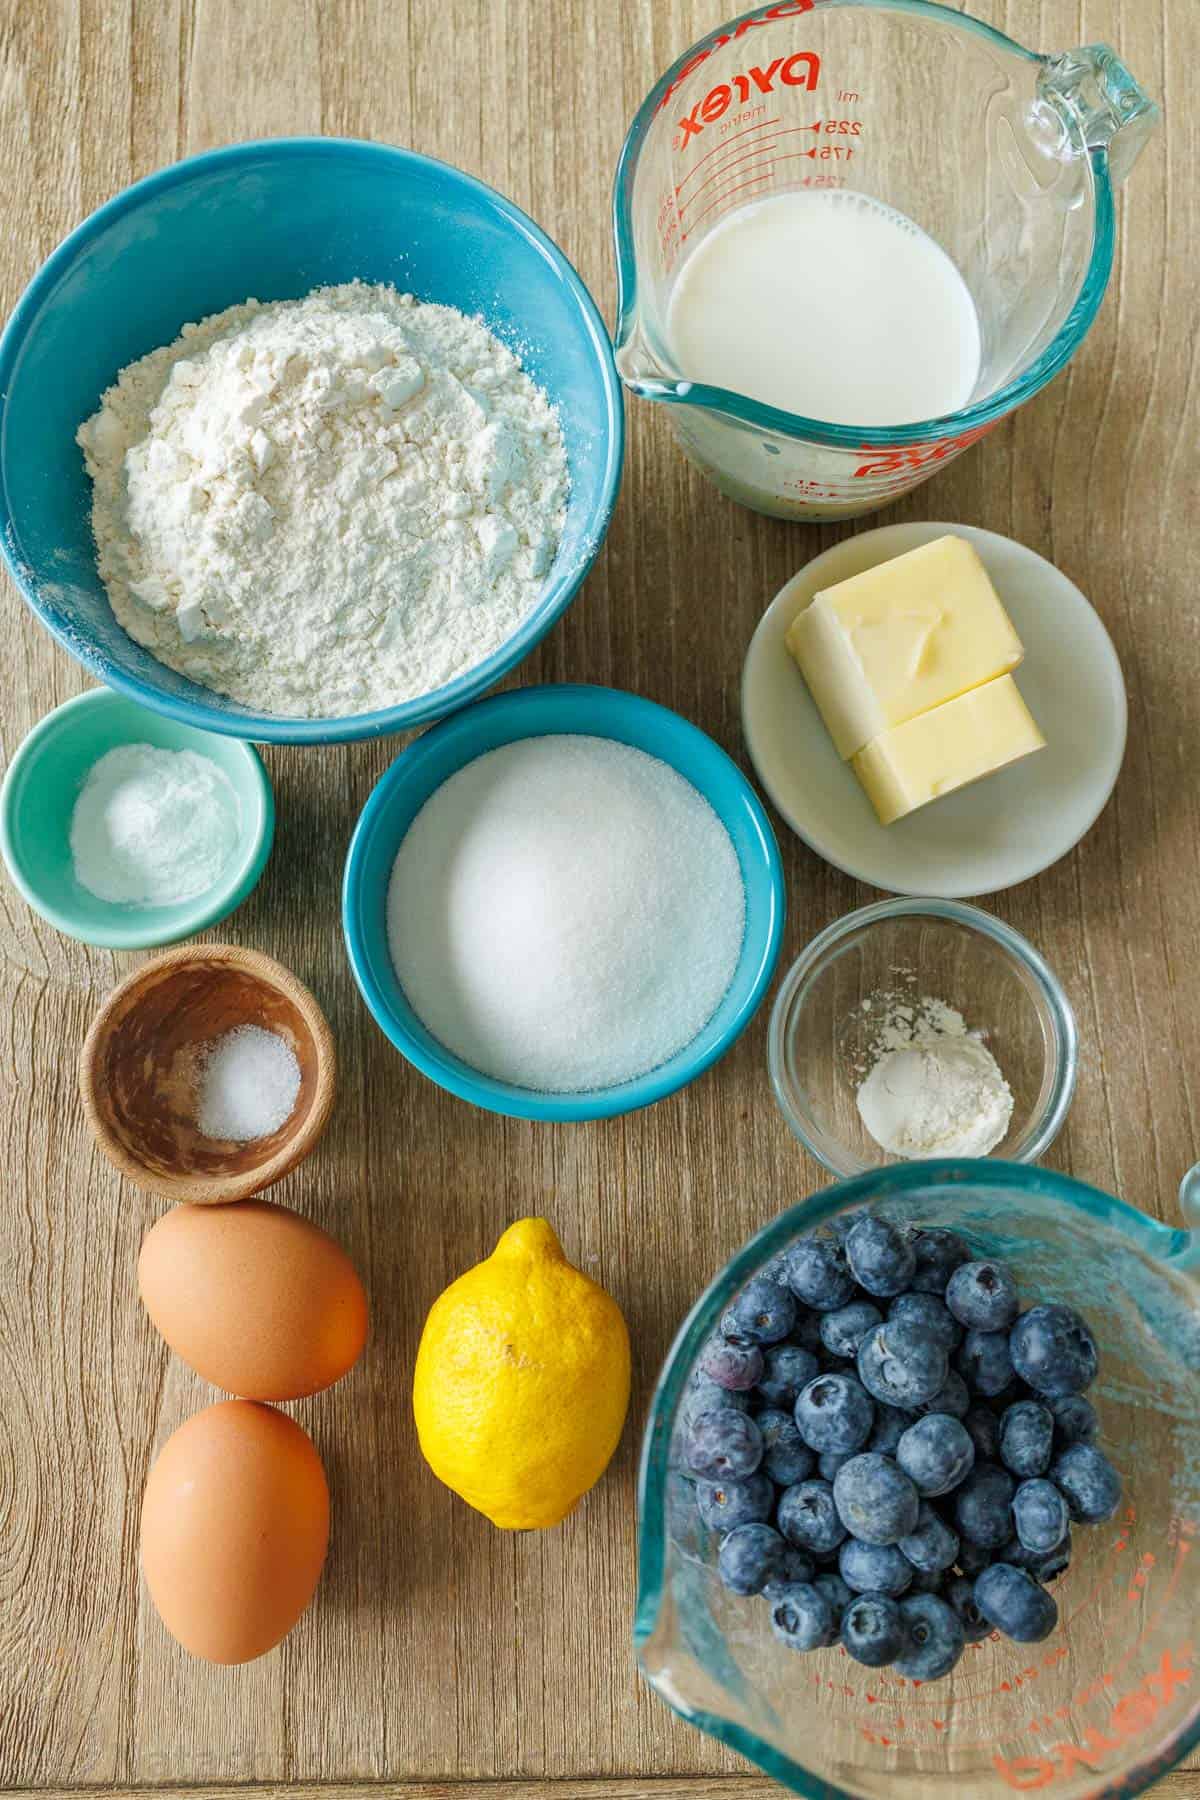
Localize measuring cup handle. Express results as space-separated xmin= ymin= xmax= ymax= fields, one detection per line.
xmin=1039 ymin=44 xmax=1161 ymax=185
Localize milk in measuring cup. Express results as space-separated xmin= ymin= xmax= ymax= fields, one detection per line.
xmin=666 ymin=190 xmax=981 ymax=428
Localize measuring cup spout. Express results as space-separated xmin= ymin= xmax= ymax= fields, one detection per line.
xmin=1038 ymin=44 xmax=1161 ymax=185
xmin=612 ymin=321 xmax=689 ymax=406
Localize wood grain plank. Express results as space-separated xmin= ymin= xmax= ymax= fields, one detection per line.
xmin=0 ymin=0 xmax=1196 ymax=1793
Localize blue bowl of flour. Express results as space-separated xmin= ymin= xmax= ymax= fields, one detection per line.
xmin=342 ymin=684 xmax=785 ymax=1121
xmin=0 ymin=139 xmax=624 ymax=744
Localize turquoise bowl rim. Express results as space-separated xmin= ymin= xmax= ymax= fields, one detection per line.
xmin=0 ymin=136 xmax=625 ymax=745
xmin=342 ymin=682 xmax=786 ymax=1121
xmin=0 ymin=687 xmax=275 ymax=948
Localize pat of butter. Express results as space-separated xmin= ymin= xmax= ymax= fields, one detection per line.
xmin=785 ymin=535 xmax=1024 ymax=759
xmin=851 ymin=675 xmax=1046 ymax=826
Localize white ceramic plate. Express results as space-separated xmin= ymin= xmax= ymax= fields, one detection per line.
xmin=741 ymin=523 xmax=1127 ymax=898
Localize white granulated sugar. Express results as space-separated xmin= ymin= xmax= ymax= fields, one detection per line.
xmin=77 ymin=283 xmax=568 ymax=718
xmin=69 ymin=742 xmax=241 ymax=906
xmin=386 ymin=735 xmax=746 ymax=1093
xmin=855 ymin=993 xmax=1013 ymax=1159
xmin=195 ymin=1024 xmax=301 ymax=1141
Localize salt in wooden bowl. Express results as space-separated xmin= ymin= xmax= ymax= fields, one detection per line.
xmin=79 ymin=944 xmax=336 ymax=1203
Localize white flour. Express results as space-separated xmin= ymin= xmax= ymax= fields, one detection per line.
xmin=77 ymin=283 xmax=568 ymax=718
xmin=854 ymin=994 xmax=1013 ymax=1159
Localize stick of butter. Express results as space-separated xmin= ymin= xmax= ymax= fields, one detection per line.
xmin=851 ymin=675 xmax=1046 ymax=825
xmin=785 ymin=535 xmax=1024 ymax=759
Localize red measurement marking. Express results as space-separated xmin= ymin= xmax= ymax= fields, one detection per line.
xmin=680 ymin=168 xmax=774 ymax=238
xmin=675 ymin=115 xmax=780 ymax=192
xmin=681 ymin=148 xmax=851 ymax=238
xmin=677 ymin=123 xmax=827 ymax=212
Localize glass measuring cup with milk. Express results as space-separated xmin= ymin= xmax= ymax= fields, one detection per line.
xmin=613 ymin=1 xmax=1159 ymax=519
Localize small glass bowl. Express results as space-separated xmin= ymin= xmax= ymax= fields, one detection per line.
xmin=768 ymin=897 xmax=1077 ymax=1174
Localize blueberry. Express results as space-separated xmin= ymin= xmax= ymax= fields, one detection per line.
xmin=833 ymin=1453 xmax=920 ymax=1545
xmin=945 ymin=1259 xmax=1019 ymax=1332
xmin=813 ymin=1570 xmax=853 ymax=1617
xmin=1051 ymin=1443 xmax=1122 ymax=1523
xmin=896 ymin=1593 xmax=965 ymax=1679
xmin=763 ymin=1545 xmax=817 ymax=1597
xmin=791 ymin=1308 xmax=827 ymax=1355
xmin=998 ymin=1401 xmax=1054 ymax=1478
xmin=907 ymin=1564 xmax=949 ymax=1594
xmin=794 ymin=1373 xmax=875 ymax=1454
xmin=839 ymin=1537 xmax=913 ymax=1597
xmin=869 ymin=1403 xmax=916 ymax=1454
xmin=889 ymin=1291 xmax=963 ymax=1352
xmin=842 ymin=1592 xmax=906 ymax=1667
xmin=1010 ymin=1304 xmax=1098 ymax=1396
xmin=769 ymin=1582 xmax=837 ymax=1651
xmin=912 ymin=1370 xmax=970 ymax=1420
xmin=858 ymin=1320 xmax=949 ymax=1409
xmin=699 ymin=1337 xmax=765 ymax=1392
xmin=896 ymin=1414 xmax=975 ymax=1497
xmin=1000 ymin=1533 xmax=1072 ymax=1585
xmin=756 ymin=1344 xmax=820 ymax=1410
xmin=956 ymin=1328 xmax=1015 ymax=1398
xmin=695 ymin=1473 xmax=774 ymax=1530
xmin=785 ymin=1233 xmax=857 ymax=1312
xmin=722 ymin=1276 xmax=797 ymax=1347
xmin=1012 ymin=1478 xmax=1069 ymax=1554
xmin=755 ymin=1408 xmax=814 ymax=1487
xmin=946 ymin=1574 xmax=991 ymax=1643
xmin=955 ymin=1538 xmax=992 ymax=1577
xmin=778 ymin=1478 xmax=847 ymax=1555
xmin=846 ymin=1216 xmax=917 ymax=1297
xmin=679 ymin=1374 xmax=750 ymax=1431
xmin=819 ymin=1449 xmax=853 ymax=1482
xmin=717 ymin=1522 xmax=785 ymax=1595
xmin=820 ymin=1300 xmax=884 ymax=1360
xmin=899 ymin=1501 xmax=960 ymax=1574
xmin=975 ymin=1563 xmax=1059 ymax=1642
xmin=686 ymin=1409 xmax=763 ymax=1480
xmin=909 ymin=1228 xmax=970 ymax=1295
xmin=1048 ymin=1393 xmax=1098 ymax=1448
xmin=954 ymin=1463 xmax=1016 ymax=1548
xmin=963 ymin=1403 xmax=1001 ymax=1461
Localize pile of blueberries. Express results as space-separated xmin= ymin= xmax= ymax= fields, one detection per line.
xmin=682 ymin=1215 xmax=1121 ymax=1681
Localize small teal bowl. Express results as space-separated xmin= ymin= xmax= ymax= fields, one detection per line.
xmin=343 ymin=684 xmax=785 ymax=1121
xmin=0 ymin=138 xmax=623 ymax=744
xmin=1 ymin=688 xmax=274 ymax=949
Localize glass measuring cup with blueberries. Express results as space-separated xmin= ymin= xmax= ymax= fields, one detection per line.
xmin=680 ymin=1212 xmax=1118 ymax=1681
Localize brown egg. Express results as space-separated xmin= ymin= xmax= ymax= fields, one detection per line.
xmin=138 ymin=1199 xmax=368 ymax=1400
xmin=140 ymin=1400 xmax=329 ymax=1664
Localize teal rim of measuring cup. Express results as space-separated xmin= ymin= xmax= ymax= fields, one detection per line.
xmin=634 ymin=1159 xmax=1200 ymax=1800
xmin=612 ymin=0 xmax=1116 ymax=450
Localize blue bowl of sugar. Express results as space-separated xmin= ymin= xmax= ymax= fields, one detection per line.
xmin=342 ymin=683 xmax=785 ymax=1121
xmin=0 ymin=687 xmax=274 ymax=949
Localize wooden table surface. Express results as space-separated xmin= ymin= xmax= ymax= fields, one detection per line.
xmin=1 ymin=0 xmax=1196 ymax=1796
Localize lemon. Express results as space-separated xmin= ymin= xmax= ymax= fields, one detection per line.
xmin=413 ymin=1218 xmax=631 ymax=1529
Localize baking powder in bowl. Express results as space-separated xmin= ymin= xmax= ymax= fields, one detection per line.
xmin=854 ymin=995 xmax=1013 ymax=1158
xmin=70 ymin=743 xmax=240 ymax=906
xmin=385 ymin=736 xmax=746 ymax=1092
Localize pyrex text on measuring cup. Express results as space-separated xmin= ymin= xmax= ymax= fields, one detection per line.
xmin=613 ymin=0 xmax=1160 ymax=519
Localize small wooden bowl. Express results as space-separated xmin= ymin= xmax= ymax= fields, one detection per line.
xmin=80 ymin=944 xmax=336 ymax=1203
